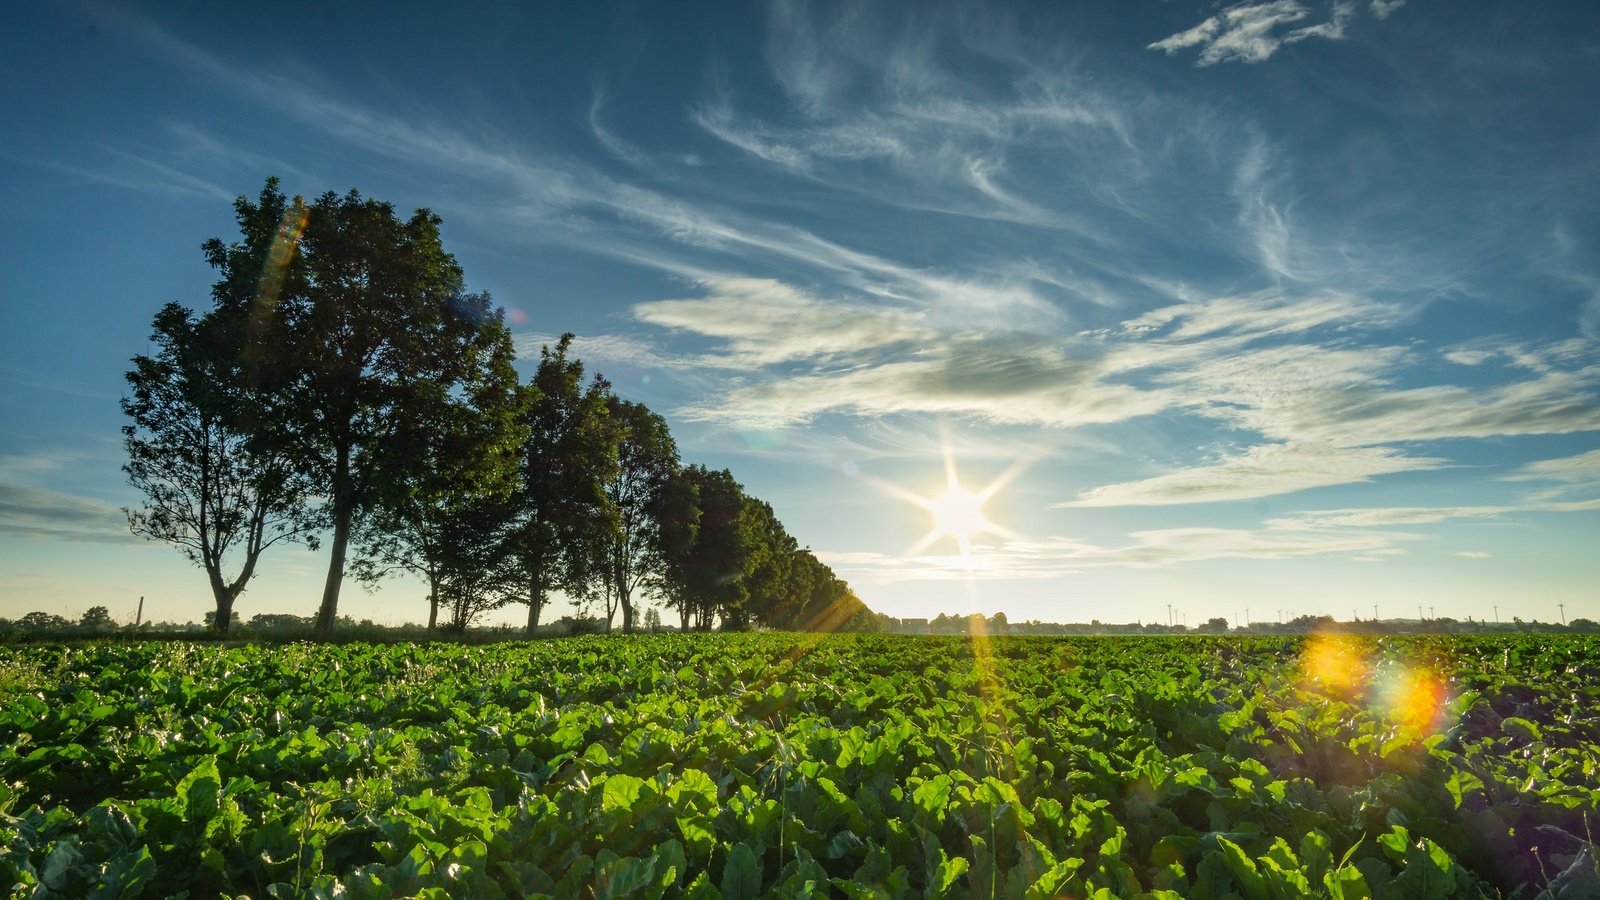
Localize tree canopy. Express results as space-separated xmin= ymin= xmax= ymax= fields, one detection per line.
xmin=123 ymin=177 xmax=879 ymax=635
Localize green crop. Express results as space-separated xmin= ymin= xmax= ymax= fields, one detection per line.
xmin=1 ymin=634 xmax=1596 ymax=897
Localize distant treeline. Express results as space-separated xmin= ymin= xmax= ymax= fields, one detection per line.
xmin=119 ymin=177 xmax=882 ymax=637
xmin=888 ymin=612 xmax=1600 ymax=635
xmin=0 ymin=608 xmax=803 ymax=643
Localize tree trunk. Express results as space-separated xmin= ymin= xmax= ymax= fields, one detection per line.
xmin=426 ymin=569 xmax=439 ymax=631
xmin=619 ymin=572 xmax=634 ymax=633
xmin=315 ymin=448 xmax=352 ymax=633
xmin=679 ymin=605 xmax=690 ymax=631
xmin=213 ymin=592 xmax=235 ymax=636
xmin=525 ymin=559 xmax=543 ymax=636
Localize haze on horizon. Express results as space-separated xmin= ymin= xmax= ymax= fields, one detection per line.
xmin=2 ymin=0 xmax=1597 ymax=629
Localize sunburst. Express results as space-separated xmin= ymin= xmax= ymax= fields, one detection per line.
xmin=870 ymin=428 xmax=1032 ymax=559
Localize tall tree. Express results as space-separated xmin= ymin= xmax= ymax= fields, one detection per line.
xmin=501 ymin=335 xmax=619 ymax=635
xmin=739 ymin=497 xmax=804 ymax=628
xmin=202 ymin=178 xmax=508 ymax=631
xmin=597 ymin=399 xmax=691 ymax=633
xmin=352 ymin=316 xmax=527 ymax=629
xmin=661 ymin=466 xmax=748 ymax=631
xmin=123 ymin=302 xmax=316 ymax=635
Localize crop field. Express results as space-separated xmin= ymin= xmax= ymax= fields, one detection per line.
xmin=2 ymin=634 xmax=1598 ymax=899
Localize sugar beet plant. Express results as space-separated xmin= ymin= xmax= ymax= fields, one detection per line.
xmin=2 ymin=634 xmax=1597 ymax=898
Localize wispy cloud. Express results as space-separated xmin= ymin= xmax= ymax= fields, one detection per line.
xmin=0 ymin=483 xmax=138 ymax=544
xmin=512 ymin=331 xmax=703 ymax=373
xmin=1505 ymin=448 xmax=1600 ymax=484
xmin=1149 ymin=1 xmax=1362 ymax=67
xmin=1060 ymin=442 xmax=1442 ymax=507
xmin=672 ymin=331 xmax=1174 ymax=429
xmin=1269 ymin=505 xmax=1512 ymax=528
xmin=634 ymin=278 xmax=935 ymax=367
xmin=820 ymin=522 xmax=1407 ymax=584
xmin=2 ymin=147 xmax=233 ymax=201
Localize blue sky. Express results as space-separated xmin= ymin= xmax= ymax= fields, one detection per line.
xmin=3 ymin=0 xmax=1597 ymax=627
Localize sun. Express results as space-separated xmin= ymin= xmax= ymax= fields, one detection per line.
xmin=928 ymin=484 xmax=990 ymax=552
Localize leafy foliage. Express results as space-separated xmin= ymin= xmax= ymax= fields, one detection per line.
xmin=3 ymin=634 xmax=1595 ymax=897
xmin=199 ymin=178 xmax=515 ymax=632
xmin=122 ymin=300 xmax=317 ymax=634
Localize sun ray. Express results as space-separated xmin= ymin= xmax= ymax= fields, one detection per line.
xmin=864 ymin=423 xmax=1039 ymax=561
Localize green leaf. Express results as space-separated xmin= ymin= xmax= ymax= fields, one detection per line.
xmin=1027 ymin=857 xmax=1083 ymax=899
xmin=668 ymin=769 xmax=718 ymax=813
xmin=1500 ymin=716 xmax=1541 ymax=743
xmin=41 ymin=836 xmax=84 ymax=891
xmin=601 ymin=774 xmax=647 ymax=814
xmin=677 ymin=816 xmax=716 ymax=861
xmin=176 ymin=756 xmax=223 ymax=821
xmin=595 ymin=851 xmax=665 ymax=900
xmin=1214 ymin=836 xmax=1269 ymax=900
xmin=930 ymin=853 xmax=968 ymax=898
xmin=1324 ymin=864 xmax=1370 ymax=900
xmin=721 ymin=842 xmax=763 ymax=900
xmin=912 ymin=775 xmax=951 ymax=820
xmin=1442 ymin=770 xmax=1482 ymax=809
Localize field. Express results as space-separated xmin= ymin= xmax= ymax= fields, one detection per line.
xmin=2 ymin=634 xmax=1598 ymax=899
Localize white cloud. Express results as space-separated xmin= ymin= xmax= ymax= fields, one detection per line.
xmin=1120 ymin=290 xmax=1392 ymax=340
xmin=1161 ymin=341 xmax=1600 ymax=448
xmin=633 ymin=278 xmax=935 ymax=367
xmin=1149 ymin=1 xmax=1360 ymax=67
xmin=1369 ymin=0 xmax=1405 ymax=20
xmin=1504 ymin=449 xmax=1600 ymax=484
xmin=1061 ymin=442 xmax=1441 ymax=507
xmin=1456 ymin=551 xmax=1490 ymax=558
xmin=0 ymin=483 xmax=139 ymax=544
xmin=1270 ymin=505 xmax=1511 ymax=528
xmin=672 ymin=334 xmax=1175 ymax=429
xmin=513 ymin=332 xmax=698 ymax=373
xmin=1443 ymin=348 xmax=1495 ymax=366
xmin=820 ymin=522 xmax=1406 ymax=583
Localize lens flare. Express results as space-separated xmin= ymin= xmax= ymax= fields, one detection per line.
xmin=1378 ymin=666 xmax=1450 ymax=733
xmin=1298 ymin=632 xmax=1371 ymax=696
xmin=255 ymin=203 xmax=308 ymax=325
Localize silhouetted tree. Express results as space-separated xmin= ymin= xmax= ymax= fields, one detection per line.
xmin=664 ymin=466 xmax=765 ymax=629
xmin=352 ymin=315 xmax=526 ymax=630
xmin=597 ymin=399 xmax=684 ymax=633
xmin=78 ymin=606 xmax=116 ymax=631
xmin=17 ymin=612 xmax=71 ymax=632
xmin=501 ymin=335 xmax=619 ymax=635
xmin=739 ymin=497 xmax=804 ymax=629
xmin=201 ymin=178 xmax=511 ymax=632
xmin=123 ymin=301 xmax=317 ymax=635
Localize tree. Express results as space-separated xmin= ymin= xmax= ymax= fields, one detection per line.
xmin=78 ymin=606 xmax=116 ymax=631
xmin=739 ymin=497 xmax=811 ymax=629
xmin=596 ymin=399 xmax=687 ymax=633
xmin=17 ymin=611 xmax=71 ymax=632
xmin=1198 ymin=617 xmax=1230 ymax=634
xmin=202 ymin=178 xmax=511 ymax=632
xmin=661 ymin=466 xmax=748 ymax=631
xmin=352 ymin=314 xmax=527 ymax=630
xmin=123 ymin=301 xmax=316 ymax=636
xmin=501 ymin=336 xmax=619 ymax=635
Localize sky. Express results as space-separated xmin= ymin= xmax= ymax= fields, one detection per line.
xmin=2 ymin=0 xmax=1598 ymax=629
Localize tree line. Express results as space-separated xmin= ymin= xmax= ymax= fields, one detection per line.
xmin=121 ymin=178 xmax=883 ymax=637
